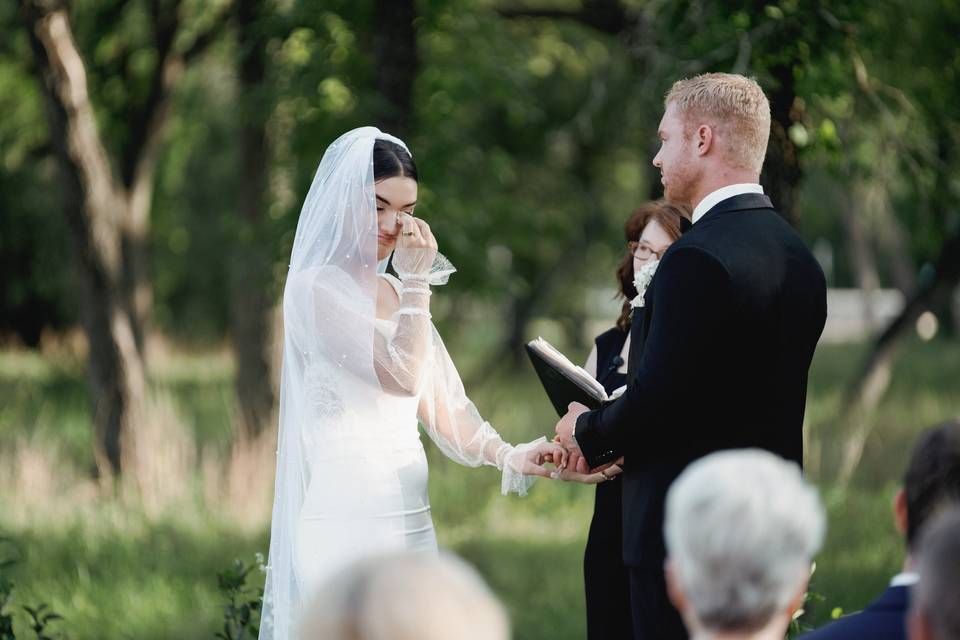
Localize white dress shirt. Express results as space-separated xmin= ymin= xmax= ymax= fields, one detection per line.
xmin=691 ymin=183 xmax=765 ymax=224
xmin=889 ymin=572 xmax=919 ymax=588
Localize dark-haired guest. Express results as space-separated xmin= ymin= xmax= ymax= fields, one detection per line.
xmin=909 ymin=508 xmax=960 ymax=640
xmin=802 ymin=420 xmax=960 ymax=640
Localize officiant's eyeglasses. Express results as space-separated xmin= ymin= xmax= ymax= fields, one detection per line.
xmin=628 ymin=241 xmax=663 ymax=261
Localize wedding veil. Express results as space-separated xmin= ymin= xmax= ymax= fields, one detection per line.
xmin=260 ymin=127 xmax=396 ymax=639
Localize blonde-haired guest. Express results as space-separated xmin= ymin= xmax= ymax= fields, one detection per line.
xmin=300 ymin=551 xmax=509 ymax=640
xmin=664 ymin=449 xmax=825 ymax=640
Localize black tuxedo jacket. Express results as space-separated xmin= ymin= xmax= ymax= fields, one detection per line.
xmin=799 ymin=584 xmax=909 ymax=640
xmin=575 ymin=192 xmax=827 ymax=567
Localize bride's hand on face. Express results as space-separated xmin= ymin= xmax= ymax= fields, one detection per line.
xmin=393 ymin=213 xmax=438 ymax=277
xmin=397 ymin=213 xmax=437 ymax=251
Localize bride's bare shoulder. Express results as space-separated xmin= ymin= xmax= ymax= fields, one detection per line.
xmin=377 ymin=273 xmax=401 ymax=315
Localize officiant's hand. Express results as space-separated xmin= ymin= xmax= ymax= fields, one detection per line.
xmin=555 ymin=402 xmax=591 ymax=474
xmin=556 ymin=463 xmax=623 ymax=484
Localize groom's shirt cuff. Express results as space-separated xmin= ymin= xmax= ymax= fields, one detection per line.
xmin=575 ymin=410 xmax=618 ymax=469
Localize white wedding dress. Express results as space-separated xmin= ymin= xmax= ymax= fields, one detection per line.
xmin=259 ymin=128 xmax=543 ymax=640
xmin=293 ymin=273 xmax=439 ymax=586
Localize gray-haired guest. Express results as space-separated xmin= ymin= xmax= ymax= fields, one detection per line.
xmin=909 ymin=508 xmax=960 ymax=640
xmin=664 ymin=449 xmax=825 ymax=640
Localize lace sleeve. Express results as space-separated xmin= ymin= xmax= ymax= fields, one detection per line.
xmin=371 ymin=249 xmax=456 ymax=395
xmin=417 ymin=326 xmax=545 ymax=496
xmin=287 ymin=256 xmax=450 ymax=397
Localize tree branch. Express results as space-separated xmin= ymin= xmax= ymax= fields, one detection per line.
xmin=121 ymin=0 xmax=181 ymax=187
xmin=498 ymin=0 xmax=637 ymax=36
xmin=123 ymin=0 xmax=230 ymax=208
xmin=20 ymin=0 xmax=126 ymax=271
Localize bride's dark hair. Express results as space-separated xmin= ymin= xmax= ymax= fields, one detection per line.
xmin=373 ymin=139 xmax=418 ymax=183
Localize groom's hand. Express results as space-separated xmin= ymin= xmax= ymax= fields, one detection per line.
xmin=555 ymin=402 xmax=590 ymax=473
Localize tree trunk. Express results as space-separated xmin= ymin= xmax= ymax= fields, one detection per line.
xmin=760 ymin=62 xmax=803 ymax=228
xmin=873 ymin=205 xmax=917 ymax=295
xmin=372 ymin=0 xmax=418 ymax=135
xmin=834 ymin=229 xmax=960 ymax=485
xmin=21 ymin=0 xmax=147 ymax=479
xmin=841 ymin=181 xmax=882 ymax=332
xmin=230 ymin=0 xmax=276 ymax=440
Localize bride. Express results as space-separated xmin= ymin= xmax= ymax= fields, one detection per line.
xmin=259 ymin=127 xmax=564 ymax=639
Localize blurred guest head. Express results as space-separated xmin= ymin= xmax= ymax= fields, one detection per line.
xmin=894 ymin=420 xmax=960 ymax=561
xmin=908 ymin=508 xmax=960 ymax=640
xmin=615 ymin=199 xmax=690 ymax=331
xmin=300 ymin=551 xmax=509 ymax=640
xmin=664 ymin=449 xmax=825 ymax=639
xmin=653 ymin=73 xmax=770 ymax=207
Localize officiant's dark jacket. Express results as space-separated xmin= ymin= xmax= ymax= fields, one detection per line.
xmin=575 ymin=192 xmax=827 ymax=568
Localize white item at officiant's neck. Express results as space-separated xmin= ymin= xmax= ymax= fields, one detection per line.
xmin=631 ymin=259 xmax=660 ymax=308
xmin=377 ymin=256 xmax=390 ymax=274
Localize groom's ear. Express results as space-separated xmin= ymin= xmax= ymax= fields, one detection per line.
xmin=695 ymin=124 xmax=714 ymax=156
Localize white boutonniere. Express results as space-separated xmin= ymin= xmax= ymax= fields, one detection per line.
xmin=630 ymin=259 xmax=660 ymax=308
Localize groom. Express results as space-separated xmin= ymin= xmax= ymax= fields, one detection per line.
xmin=555 ymin=73 xmax=827 ymax=640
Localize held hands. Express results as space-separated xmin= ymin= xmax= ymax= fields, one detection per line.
xmin=554 ymin=401 xmax=590 ymax=474
xmin=519 ymin=404 xmax=625 ymax=484
xmin=548 ymin=401 xmax=622 ymax=484
xmin=515 ymin=440 xmax=569 ymax=479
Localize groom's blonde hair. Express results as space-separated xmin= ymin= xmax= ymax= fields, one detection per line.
xmin=665 ymin=73 xmax=771 ymax=174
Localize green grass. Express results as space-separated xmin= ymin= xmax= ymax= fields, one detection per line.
xmin=1 ymin=337 xmax=959 ymax=639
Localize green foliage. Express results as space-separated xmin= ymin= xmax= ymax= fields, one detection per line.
xmin=214 ymin=557 xmax=263 ymax=640
xmin=2 ymin=0 xmax=958 ymax=345
xmin=0 ymin=539 xmax=65 ymax=640
xmin=1 ymin=558 xmax=15 ymax=640
xmin=787 ymin=564 xmax=840 ymax=638
xmin=21 ymin=605 xmax=63 ymax=640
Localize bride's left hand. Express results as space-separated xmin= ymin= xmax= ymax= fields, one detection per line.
xmin=520 ymin=441 xmax=568 ymax=478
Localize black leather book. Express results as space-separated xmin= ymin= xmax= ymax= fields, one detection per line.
xmin=525 ymin=337 xmax=612 ymax=416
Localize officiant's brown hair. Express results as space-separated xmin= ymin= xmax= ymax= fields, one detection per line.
xmin=615 ymin=200 xmax=690 ymax=332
